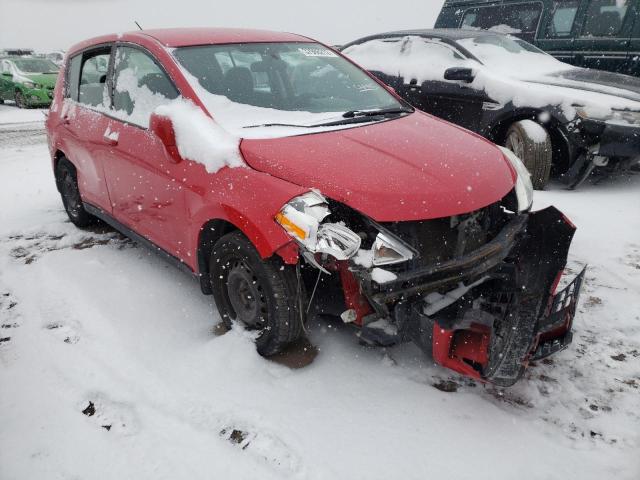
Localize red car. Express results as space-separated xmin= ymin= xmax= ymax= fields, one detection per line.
xmin=46 ymin=28 xmax=584 ymax=386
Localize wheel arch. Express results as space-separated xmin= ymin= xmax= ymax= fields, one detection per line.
xmin=487 ymin=109 xmax=573 ymax=174
xmin=195 ymin=208 xmax=299 ymax=295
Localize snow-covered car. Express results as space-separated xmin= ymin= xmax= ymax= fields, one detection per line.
xmin=342 ymin=30 xmax=640 ymax=189
xmin=46 ymin=28 xmax=584 ymax=387
xmin=0 ymin=56 xmax=58 ymax=108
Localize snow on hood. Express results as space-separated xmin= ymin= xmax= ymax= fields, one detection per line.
xmin=240 ymin=112 xmax=516 ymax=222
xmin=343 ymin=35 xmax=640 ymax=120
xmin=155 ymin=98 xmax=245 ymax=173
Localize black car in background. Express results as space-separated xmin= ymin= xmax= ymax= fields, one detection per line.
xmin=342 ymin=30 xmax=640 ymax=188
xmin=435 ymin=0 xmax=640 ymax=77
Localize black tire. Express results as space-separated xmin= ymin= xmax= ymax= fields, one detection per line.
xmin=504 ymin=120 xmax=552 ymax=190
xmin=14 ymin=91 xmax=27 ymax=109
xmin=55 ymin=157 xmax=96 ymax=227
xmin=209 ymin=231 xmax=303 ymax=356
xmin=0 ymin=98 xmax=4 ymax=104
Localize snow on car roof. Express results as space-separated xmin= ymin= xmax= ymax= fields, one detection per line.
xmin=138 ymin=28 xmax=314 ymax=47
xmin=344 ymin=28 xmax=499 ymax=47
xmin=139 ymin=28 xmax=311 ymax=47
xmin=67 ymin=28 xmax=315 ymax=56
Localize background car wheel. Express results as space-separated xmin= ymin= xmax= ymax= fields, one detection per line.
xmin=14 ymin=91 xmax=27 ymax=109
xmin=504 ymin=120 xmax=552 ymax=190
xmin=209 ymin=231 xmax=303 ymax=356
xmin=55 ymin=157 xmax=96 ymax=227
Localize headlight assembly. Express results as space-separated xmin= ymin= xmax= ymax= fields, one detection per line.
xmin=371 ymin=231 xmax=414 ymax=266
xmin=498 ymin=146 xmax=533 ymax=212
xmin=275 ymin=191 xmax=361 ymax=261
xmin=23 ymin=81 xmax=36 ymax=89
xmin=576 ymin=106 xmax=640 ymax=126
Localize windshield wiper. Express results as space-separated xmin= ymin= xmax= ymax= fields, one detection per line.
xmin=243 ymin=107 xmax=414 ymax=130
xmin=342 ymin=106 xmax=414 ymax=118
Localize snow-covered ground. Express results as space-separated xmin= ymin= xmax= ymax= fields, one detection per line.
xmin=0 ymin=103 xmax=639 ymax=479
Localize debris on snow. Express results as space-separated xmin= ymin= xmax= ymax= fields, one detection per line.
xmin=371 ymin=267 xmax=397 ymax=284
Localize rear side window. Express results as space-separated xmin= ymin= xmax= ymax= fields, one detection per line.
xmin=544 ymin=0 xmax=580 ymax=37
xmin=461 ymin=3 xmax=543 ymax=40
xmin=581 ymin=0 xmax=631 ymax=37
xmin=66 ymin=54 xmax=82 ymax=100
xmin=78 ymin=49 xmax=111 ymax=107
xmin=112 ymin=46 xmax=178 ymax=128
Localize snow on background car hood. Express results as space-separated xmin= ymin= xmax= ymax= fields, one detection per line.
xmin=240 ymin=112 xmax=516 ymax=222
xmin=343 ymin=36 xmax=640 ymax=120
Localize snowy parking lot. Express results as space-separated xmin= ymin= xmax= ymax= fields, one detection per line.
xmin=0 ymin=102 xmax=639 ymax=479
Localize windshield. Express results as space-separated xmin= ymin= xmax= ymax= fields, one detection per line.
xmin=12 ymin=58 xmax=59 ymax=73
xmin=174 ymin=42 xmax=402 ymax=115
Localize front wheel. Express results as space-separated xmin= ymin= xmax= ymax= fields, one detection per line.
xmin=504 ymin=120 xmax=553 ymax=190
xmin=209 ymin=231 xmax=303 ymax=356
xmin=14 ymin=91 xmax=27 ymax=109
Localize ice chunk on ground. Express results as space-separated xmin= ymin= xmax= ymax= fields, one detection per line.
xmin=371 ymin=267 xmax=397 ymax=284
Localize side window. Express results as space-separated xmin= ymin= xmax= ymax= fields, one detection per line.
xmin=581 ymin=0 xmax=631 ymax=37
xmin=78 ymin=49 xmax=111 ymax=107
xmin=66 ymin=54 xmax=82 ymax=100
xmin=0 ymin=60 xmax=9 ymax=74
xmin=544 ymin=0 xmax=580 ymax=37
xmin=461 ymin=3 xmax=542 ymax=39
xmin=112 ymin=46 xmax=179 ymax=128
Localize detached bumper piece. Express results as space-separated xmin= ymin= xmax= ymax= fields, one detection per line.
xmin=530 ymin=267 xmax=586 ymax=361
xmin=360 ymin=207 xmax=585 ymax=387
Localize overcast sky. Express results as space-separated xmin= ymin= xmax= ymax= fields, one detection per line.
xmin=1 ymin=0 xmax=444 ymax=52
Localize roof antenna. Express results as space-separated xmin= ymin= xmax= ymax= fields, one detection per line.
xmin=134 ymin=21 xmax=143 ymax=31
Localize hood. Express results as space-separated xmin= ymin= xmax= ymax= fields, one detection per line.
xmin=239 ymin=112 xmax=516 ymax=222
xmin=24 ymin=73 xmax=58 ymax=88
xmin=526 ymin=68 xmax=640 ymax=104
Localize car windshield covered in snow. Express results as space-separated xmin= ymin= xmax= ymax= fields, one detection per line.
xmin=12 ymin=58 xmax=59 ymax=74
xmin=173 ymin=42 xmax=402 ymax=114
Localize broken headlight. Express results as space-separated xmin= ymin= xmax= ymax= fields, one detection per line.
xmin=499 ymin=146 xmax=533 ymax=213
xmin=576 ymin=106 xmax=640 ymax=126
xmin=371 ymin=231 xmax=414 ymax=266
xmin=275 ymin=191 xmax=361 ymax=261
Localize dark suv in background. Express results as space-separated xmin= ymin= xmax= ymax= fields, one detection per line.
xmin=436 ymin=0 xmax=640 ymax=76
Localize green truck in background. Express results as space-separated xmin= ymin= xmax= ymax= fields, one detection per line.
xmin=0 ymin=56 xmax=59 ymax=108
xmin=435 ymin=0 xmax=640 ymax=76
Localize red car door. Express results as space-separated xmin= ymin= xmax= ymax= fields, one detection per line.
xmin=100 ymin=45 xmax=189 ymax=258
xmin=59 ymin=47 xmax=114 ymax=212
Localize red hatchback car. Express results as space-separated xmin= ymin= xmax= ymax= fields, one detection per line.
xmin=46 ymin=28 xmax=584 ymax=386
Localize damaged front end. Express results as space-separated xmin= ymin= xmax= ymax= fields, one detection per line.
xmin=275 ymin=188 xmax=585 ymax=387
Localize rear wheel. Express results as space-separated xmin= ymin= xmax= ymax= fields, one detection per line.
xmin=504 ymin=120 xmax=552 ymax=190
xmin=14 ymin=91 xmax=26 ymax=109
xmin=55 ymin=157 xmax=96 ymax=227
xmin=209 ymin=231 xmax=303 ymax=356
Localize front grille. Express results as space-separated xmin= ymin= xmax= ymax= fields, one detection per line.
xmin=382 ymin=199 xmax=512 ymax=271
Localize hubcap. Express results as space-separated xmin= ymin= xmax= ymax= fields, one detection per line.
xmin=226 ymin=261 xmax=266 ymax=329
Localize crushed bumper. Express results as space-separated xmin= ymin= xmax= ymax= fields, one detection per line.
xmin=352 ymin=207 xmax=585 ymax=387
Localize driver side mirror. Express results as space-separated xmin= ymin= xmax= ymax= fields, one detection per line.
xmin=444 ymin=67 xmax=475 ymax=83
xmin=149 ymin=113 xmax=182 ymax=164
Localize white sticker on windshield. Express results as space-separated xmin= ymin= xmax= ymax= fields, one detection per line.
xmin=298 ymin=47 xmax=337 ymax=57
